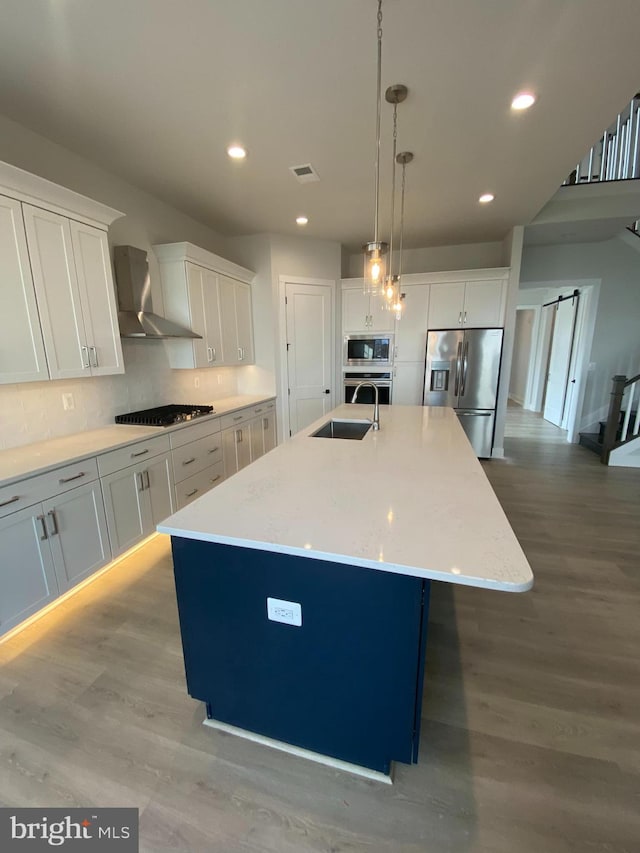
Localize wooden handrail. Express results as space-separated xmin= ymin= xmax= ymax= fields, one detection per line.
xmin=623 ymin=371 xmax=640 ymax=386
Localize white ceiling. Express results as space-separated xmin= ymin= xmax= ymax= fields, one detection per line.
xmin=0 ymin=0 xmax=638 ymax=251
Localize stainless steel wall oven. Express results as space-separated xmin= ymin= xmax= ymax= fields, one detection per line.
xmin=343 ymin=372 xmax=393 ymax=405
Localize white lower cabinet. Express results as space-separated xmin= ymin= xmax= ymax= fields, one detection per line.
xmin=222 ymin=424 xmax=252 ymax=477
xmin=0 ymin=474 xmax=111 ymax=637
xmin=175 ymin=462 xmax=224 ymax=510
xmin=0 ymin=506 xmax=58 ymax=635
xmin=100 ymin=451 xmax=174 ymax=558
xmin=221 ymin=402 xmax=277 ymax=477
xmin=43 ymin=480 xmax=111 ymax=594
xmin=393 ymin=362 xmax=426 ymax=405
xmin=171 ymin=417 xmax=224 ymax=509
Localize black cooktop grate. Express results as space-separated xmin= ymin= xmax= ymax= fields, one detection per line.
xmin=115 ymin=404 xmax=214 ymax=427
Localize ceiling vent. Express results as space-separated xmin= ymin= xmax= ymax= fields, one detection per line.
xmin=289 ymin=163 xmax=320 ymax=183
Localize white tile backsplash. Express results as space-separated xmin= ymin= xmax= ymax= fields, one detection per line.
xmin=0 ymin=341 xmax=240 ymax=450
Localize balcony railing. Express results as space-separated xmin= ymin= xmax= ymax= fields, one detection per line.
xmin=563 ymin=94 xmax=640 ymax=185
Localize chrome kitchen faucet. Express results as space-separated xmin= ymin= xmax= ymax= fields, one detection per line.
xmin=351 ymin=382 xmax=380 ymax=430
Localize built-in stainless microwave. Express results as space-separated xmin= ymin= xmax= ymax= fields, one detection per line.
xmin=343 ymin=333 xmax=394 ymax=367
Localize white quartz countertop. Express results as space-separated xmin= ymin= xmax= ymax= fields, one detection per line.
xmin=0 ymin=394 xmax=275 ymax=487
xmin=158 ymin=405 xmax=534 ymax=592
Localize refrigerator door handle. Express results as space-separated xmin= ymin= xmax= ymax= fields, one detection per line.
xmin=454 ymin=342 xmax=463 ymax=396
xmin=460 ymin=340 xmax=470 ymax=396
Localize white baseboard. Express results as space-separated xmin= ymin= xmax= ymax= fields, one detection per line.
xmin=203 ymin=718 xmax=393 ymax=784
xmin=491 ymin=446 xmax=505 ymax=459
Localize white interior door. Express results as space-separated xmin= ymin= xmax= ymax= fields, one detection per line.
xmin=285 ymin=281 xmax=333 ymax=436
xmin=543 ymin=298 xmax=577 ymax=427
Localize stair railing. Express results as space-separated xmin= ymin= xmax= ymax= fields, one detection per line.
xmin=564 ymin=93 xmax=640 ymax=186
xmin=601 ymin=372 xmax=640 ymax=463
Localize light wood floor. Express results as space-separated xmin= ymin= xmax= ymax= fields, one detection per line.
xmin=1 ymin=408 xmax=639 ymax=852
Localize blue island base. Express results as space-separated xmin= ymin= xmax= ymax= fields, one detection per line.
xmin=171 ymin=537 xmax=430 ymax=775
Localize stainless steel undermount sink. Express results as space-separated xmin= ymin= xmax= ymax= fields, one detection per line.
xmin=310 ymin=418 xmax=373 ymax=440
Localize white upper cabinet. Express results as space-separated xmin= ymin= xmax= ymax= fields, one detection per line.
xmin=0 ymin=194 xmax=49 ymax=384
xmin=428 ymin=275 xmax=507 ymax=329
xmin=342 ymin=282 xmax=394 ymax=332
xmin=218 ymin=275 xmax=255 ymax=365
xmin=23 ymin=207 xmax=124 ymax=379
xmin=395 ymin=285 xmax=430 ymax=362
xmin=155 ymin=242 xmax=255 ymax=369
xmin=161 ymin=260 xmax=224 ymax=369
xmin=0 ymin=160 xmax=124 ymax=384
xmin=69 ymin=220 xmax=123 ymax=376
xmin=234 ymin=279 xmax=254 ymax=363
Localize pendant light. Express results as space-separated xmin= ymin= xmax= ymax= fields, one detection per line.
xmin=392 ymin=151 xmax=413 ymax=320
xmin=383 ymin=83 xmax=408 ymax=308
xmin=363 ymin=0 xmax=388 ymax=294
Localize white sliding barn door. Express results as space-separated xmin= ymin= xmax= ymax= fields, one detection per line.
xmin=543 ymin=297 xmax=577 ymax=427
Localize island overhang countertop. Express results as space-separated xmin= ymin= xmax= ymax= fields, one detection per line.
xmin=158 ymin=404 xmax=533 ymax=593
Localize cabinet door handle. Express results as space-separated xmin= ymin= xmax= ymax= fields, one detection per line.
xmin=130 ymin=449 xmax=149 ymax=458
xmin=47 ymin=509 xmax=59 ymax=537
xmin=263 ymin=418 xmax=268 ymax=429
xmin=59 ymin=471 xmax=86 ymax=484
xmin=211 ymin=347 xmax=216 ymax=361
xmin=137 ymin=472 xmax=145 ymax=492
xmin=207 ymin=346 xmax=213 ymax=362
xmin=210 ymin=474 xmax=221 ymax=484
xmin=236 ymin=428 xmax=243 ymax=443
xmin=0 ymin=495 xmax=20 ymax=508
xmin=186 ymin=488 xmax=199 ymax=498
xmin=254 ymin=408 xmax=263 ymax=413
xmin=37 ymin=514 xmax=48 ymax=541
xmin=144 ymin=470 xmax=150 ymax=490
xmin=89 ymin=346 xmax=98 ymax=367
xmin=464 ymin=311 xmax=467 ymax=324
xmin=208 ymin=446 xmax=220 ymax=454
xmin=182 ymin=457 xmax=196 ymax=466
xmin=233 ymin=415 xmax=243 ymax=421
xmin=458 ymin=311 xmax=462 ymax=325
xmin=238 ymin=347 xmax=243 ymax=361
xmin=81 ymin=345 xmax=90 ymax=368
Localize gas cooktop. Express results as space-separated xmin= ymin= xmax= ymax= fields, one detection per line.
xmin=115 ymin=404 xmax=214 ymax=427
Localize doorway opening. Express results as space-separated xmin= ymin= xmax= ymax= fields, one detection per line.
xmin=508 ymin=279 xmax=600 ymax=444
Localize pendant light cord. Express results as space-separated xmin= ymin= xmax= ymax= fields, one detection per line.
xmin=373 ymin=0 xmax=383 ymax=243
xmin=398 ymin=160 xmax=407 ymax=284
xmin=388 ymin=101 xmax=398 ymax=279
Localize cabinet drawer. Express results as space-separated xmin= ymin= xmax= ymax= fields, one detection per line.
xmin=175 ymin=461 xmax=224 ymax=509
xmin=220 ymin=407 xmax=253 ymax=430
xmin=169 ymin=416 xmax=221 ymax=450
xmin=249 ymin=400 xmax=274 ymax=418
xmin=172 ymin=433 xmax=223 ymax=483
xmin=97 ymin=434 xmax=171 ymax=477
xmin=0 ymin=457 xmax=99 ymax=519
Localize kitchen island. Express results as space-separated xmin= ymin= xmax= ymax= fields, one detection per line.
xmin=158 ymin=404 xmax=533 ymax=779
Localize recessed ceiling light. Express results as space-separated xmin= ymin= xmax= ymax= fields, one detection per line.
xmin=511 ymin=92 xmax=536 ymax=111
xmin=479 ymin=193 xmax=495 ymax=204
xmin=296 ymin=216 xmax=309 ymax=226
xmin=227 ymin=145 xmax=246 ymax=160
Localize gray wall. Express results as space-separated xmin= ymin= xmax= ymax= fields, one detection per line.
xmin=344 ymin=240 xmax=504 ymax=278
xmin=521 ymin=235 xmax=640 ymax=425
xmin=510 ymin=310 xmax=535 ymax=404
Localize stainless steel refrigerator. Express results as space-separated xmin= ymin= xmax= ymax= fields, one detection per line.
xmin=423 ymin=328 xmax=503 ymax=457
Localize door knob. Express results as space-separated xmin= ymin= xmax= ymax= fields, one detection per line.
xmin=324 ymin=389 xmax=330 ymax=394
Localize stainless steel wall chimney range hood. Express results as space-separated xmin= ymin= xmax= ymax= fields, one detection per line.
xmin=114 ymin=245 xmax=201 ymax=339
